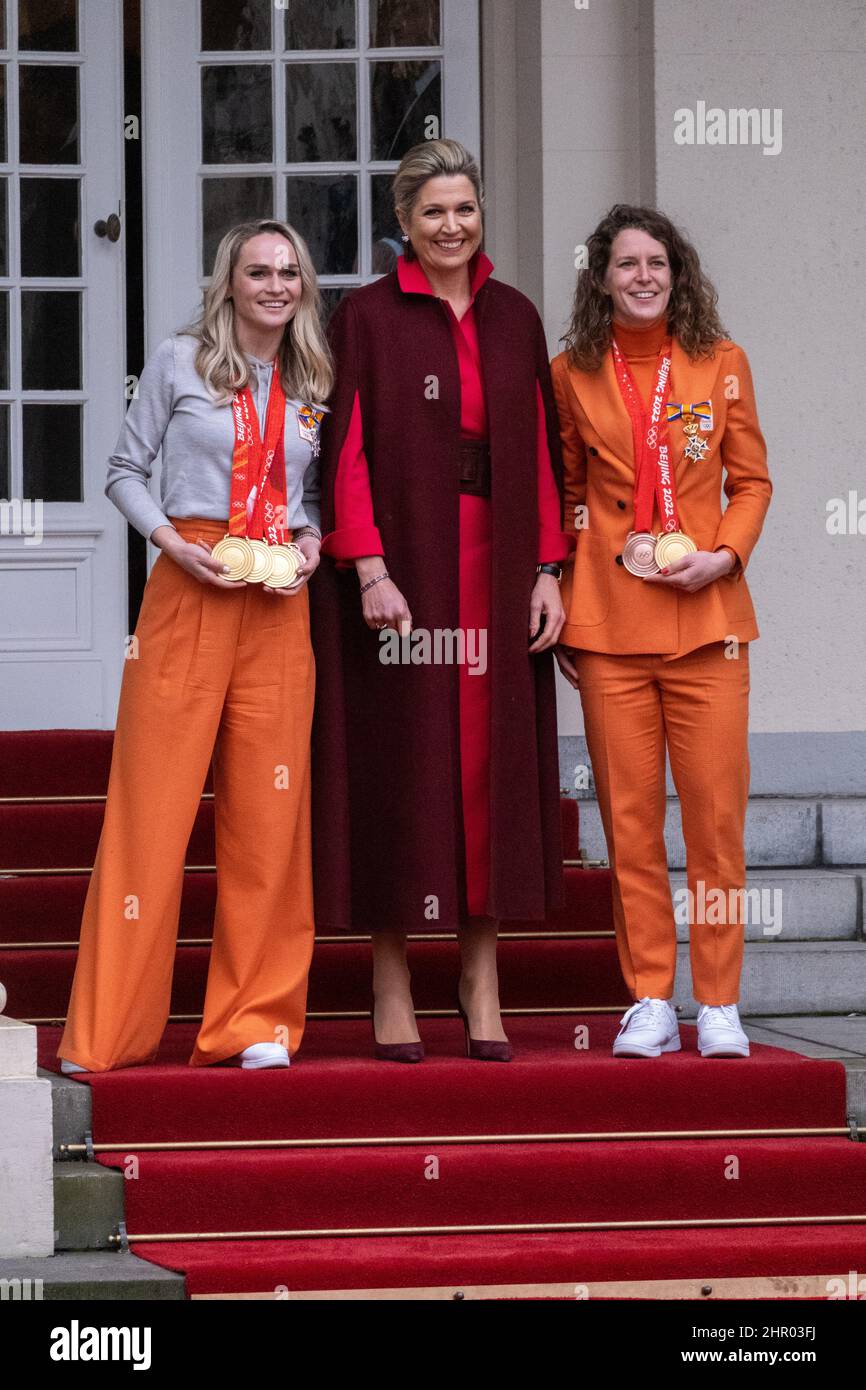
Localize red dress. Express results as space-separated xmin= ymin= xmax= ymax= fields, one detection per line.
xmin=322 ymin=251 xmax=571 ymax=916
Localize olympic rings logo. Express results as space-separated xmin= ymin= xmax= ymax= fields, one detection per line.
xmin=646 ymin=427 xmax=658 ymax=448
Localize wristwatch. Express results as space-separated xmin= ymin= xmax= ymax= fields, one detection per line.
xmin=536 ymin=563 xmax=563 ymax=582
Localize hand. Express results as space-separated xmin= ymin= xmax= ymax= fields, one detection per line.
xmin=153 ymin=527 xmax=249 ymax=590
xmin=528 ymin=574 xmax=565 ymax=653
xmin=361 ymin=578 xmax=412 ymax=634
xmin=263 ymin=535 xmax=321 ymax=598
xmin=555 ymin=644 xmax=580 ymax=689
xmin=356 ymin=555 xmax=412 ymax=635
xmin=643 ymin=547 xmax=735 ymax=593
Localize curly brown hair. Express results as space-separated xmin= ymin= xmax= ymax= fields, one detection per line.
xmin=562 ymin=204 xmax=727 ymax=371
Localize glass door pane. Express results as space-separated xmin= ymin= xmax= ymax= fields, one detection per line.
xmin=0 ymin=0 xmax=85 ymax=502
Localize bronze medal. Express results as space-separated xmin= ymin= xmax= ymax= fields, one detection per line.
xmin=211 ymin=535 xmax=255 ymax=582
xmin=622 ymin=530 xmax=660 ymax=578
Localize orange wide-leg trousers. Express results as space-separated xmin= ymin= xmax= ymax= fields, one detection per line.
xmin=57 ymin=516 xmax=316 ymax=1071
xmin=574 ymin=640 xmax=750 ymax=1005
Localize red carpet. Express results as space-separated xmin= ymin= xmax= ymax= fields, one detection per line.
xmin=4 ymin=730 xmax=866 ymax=1299
xmin=94 ymin=1137 xmax=866 ymax=1233
xmin=124 ymin=1226 xmax=866 ymax=1299
xmin=35 ymin=1017 xmax=849 ymax=1142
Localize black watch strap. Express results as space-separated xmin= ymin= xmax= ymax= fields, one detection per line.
xmin=536 ymin=562 xmax=563 ymax=581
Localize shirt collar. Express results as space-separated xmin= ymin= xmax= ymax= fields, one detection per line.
xmin=396 ymin=247 xmax=494 ymax=302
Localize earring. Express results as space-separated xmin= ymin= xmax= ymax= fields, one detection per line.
xmin=401 ymin=234 xmax=409 ymax=242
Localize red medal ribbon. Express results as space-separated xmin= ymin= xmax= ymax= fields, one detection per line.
xmin=228 ymin=365 xmax=288 ymax=545
xmin=611 ymin=337 xmax=681 ymax=536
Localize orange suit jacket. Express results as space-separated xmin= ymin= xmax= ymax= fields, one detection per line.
xmin=550 ymin=337 xmax=772 ymax=659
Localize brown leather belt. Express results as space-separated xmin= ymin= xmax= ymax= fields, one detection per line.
xmin=459 ymin=440 xmax=491 ymax=497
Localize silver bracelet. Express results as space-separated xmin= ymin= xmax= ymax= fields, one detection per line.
xmin=359 ymin=571 xmax=390 ymax=595
xmin=292 ymin=526 xmax=321 ymax=542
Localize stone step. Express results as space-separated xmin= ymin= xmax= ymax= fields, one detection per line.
xmin=0 ymin=1251 xmax=185 ymax=1300
xmin=53 ymin=1161 xmax=124 ymax=1252
xmin=742 ymin=1017 xmax=866 ymax=1130
xmin=49 ymin=1068 xmax=93 ymax=1153
xmin=669 ymin=867 xmax=863 ymax=942
xmin=674 ymin=940 xmax=866 ymax=1018
xmin=574 ymin=796 xmax=866 ymax=868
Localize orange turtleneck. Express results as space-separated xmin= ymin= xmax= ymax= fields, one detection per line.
xmin=612 ymin=316 xmax=669 ymax=405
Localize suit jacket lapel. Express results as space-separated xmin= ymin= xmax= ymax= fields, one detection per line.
xmin=564 ymin=347 xmax=635 ymax=469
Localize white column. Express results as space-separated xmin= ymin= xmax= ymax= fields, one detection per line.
xmin=0 ymin=1005 xmax=55 ymax=1257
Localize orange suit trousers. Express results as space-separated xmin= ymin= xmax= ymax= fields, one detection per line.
xmin=57 ymin=516 xmax=316 ymax=1071
xmin=574 ymin=640 xmax=750 ymax=1005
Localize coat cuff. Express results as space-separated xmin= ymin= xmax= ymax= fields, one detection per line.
xmin=714 ymin=543 xmax=743 ymax=579
xmin=538 ymin=528 xmax=577 ymax=565
xmin=321 ymin=524 xmax=385 ymax=569
xmin=713 ymin=533 xmax=747 ymax=581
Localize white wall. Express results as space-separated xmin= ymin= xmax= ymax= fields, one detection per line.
xmin=484 ymin=0 xmax=865 ymax=736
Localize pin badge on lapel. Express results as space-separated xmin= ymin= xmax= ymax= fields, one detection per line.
xmin=298 ymin=404 xmax=326 ymax=458
xmin=667 ymin=400 xmax=713 ymax=461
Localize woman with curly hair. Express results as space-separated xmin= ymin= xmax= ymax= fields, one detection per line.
xmin=552 ymin=204 xmax=772 ymax=1059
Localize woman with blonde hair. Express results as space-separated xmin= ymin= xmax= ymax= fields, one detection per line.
xmin=58 ymin=218 xmax=331 ymax=1073
xmin=313 ymin=140 xmax=573 ymax=1061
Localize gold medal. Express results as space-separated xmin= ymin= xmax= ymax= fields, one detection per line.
xmin=654 ymin=531 xmax=697 ymax=567
xmin=247 ymin=539 xmax=275 ymax=584
xmin=265 ymin=543 xmax=304 ymax=589
xmin=211 ymin=535 xmax=255 ymax=581
xmin=622 ymin=530 xmax=660 ymax=578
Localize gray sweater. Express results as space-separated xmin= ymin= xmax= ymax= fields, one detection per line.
xmin=105 ymin=333 xmax=323 ymax=542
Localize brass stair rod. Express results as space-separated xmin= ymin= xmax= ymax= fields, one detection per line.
xmin=0 ymin=930 xmax=615 ymax=950
xmin=112 ymin=1211 xmax=866 ymax=1246
xmin=23 ymin=1005 xmax=629 ymax=1024
xmin=59 ymin=1123 xmax=866 ymax=1158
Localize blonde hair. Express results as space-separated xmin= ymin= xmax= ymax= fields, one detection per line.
xmin=393 ymin=139 xmax=484 ymax=261
xmin=179 ymin=218 xmax=334 ymax=405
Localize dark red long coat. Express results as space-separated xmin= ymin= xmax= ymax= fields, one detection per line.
xmin=310 ymin=264 xmax=566 ymax=932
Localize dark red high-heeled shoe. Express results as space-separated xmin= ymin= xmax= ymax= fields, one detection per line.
xmin=370 ymin=994 xmax=425 ymax=1062
xmin=455 ymin=989 xmax=512 ymax=1062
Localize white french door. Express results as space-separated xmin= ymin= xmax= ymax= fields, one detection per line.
xmin=0 ymin=0 xmax=126 ymax=730
xmin=143 ymin=0 xmax=481 ymax=466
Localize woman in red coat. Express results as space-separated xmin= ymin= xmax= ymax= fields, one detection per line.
xmin=312 ymin=139 xmax=574 ymax=1061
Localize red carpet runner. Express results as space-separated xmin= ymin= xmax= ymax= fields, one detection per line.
xmin=3 ymin=731 xmax=865 ymax=1299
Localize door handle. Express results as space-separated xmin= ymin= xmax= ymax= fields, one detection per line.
xmin=94 ymin=213 xmax=122 ymax=242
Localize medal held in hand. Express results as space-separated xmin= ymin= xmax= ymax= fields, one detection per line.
xmin=210 ymin=364 xmax=305 ymax=587
xmin=654 ymin=530 xmax=697 ymax=567
xmin=611 ymin=337 xmax=698 ymax=578
xmin=209 ymin=534 xmax=256 ymax=581
xmin=622 ymin=530 xmax=660 ymax=577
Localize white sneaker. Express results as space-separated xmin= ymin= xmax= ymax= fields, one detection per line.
xmin=697 ymin=1004 xmax=750 ymax=1057
xmin=60 ymin=1058 xmax=88 ymax=1075
xmin=612 ymin=997 xmax=681 ymax=1057
xmin=230 ymin=1042 xmax=290 ymax=1070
